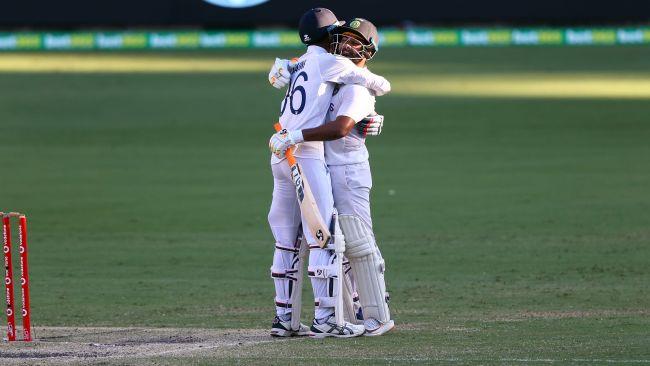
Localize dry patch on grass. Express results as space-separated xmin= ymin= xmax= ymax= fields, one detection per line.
xmin=396 ymin=322 xmax=480 ymax=333
xmin=491 ymin=309 xmax=650 ymax=322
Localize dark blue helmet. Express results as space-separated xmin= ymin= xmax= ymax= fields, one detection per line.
xmin=298 ymin=8 xmax=345 ymax=45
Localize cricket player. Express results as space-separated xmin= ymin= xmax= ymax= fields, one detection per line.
xmin=266 ymin=8 xmax=391 ymax=338
xmin=269 ymin=18 xmax=394 ymax=336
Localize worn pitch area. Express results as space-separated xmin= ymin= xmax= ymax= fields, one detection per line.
xmin=0 ymin=327 xmax=275 ymax=364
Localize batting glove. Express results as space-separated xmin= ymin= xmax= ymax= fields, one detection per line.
xmin=269 ymin=129 xmax=304 ymax=158
xmin=268 ymin=58 xmax=291 ymax=89
xmin=355 ymin=114 xmax=384 ymax=137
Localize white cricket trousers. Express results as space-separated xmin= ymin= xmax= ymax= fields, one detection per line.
xmin=329 ymin=160 xmax=373 ymax=231
xmin=268 ymin=157 xmax=335 ymax=319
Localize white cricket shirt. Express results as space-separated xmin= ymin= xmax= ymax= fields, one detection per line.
xmin=273 ymin=45 xmax=388 ymax=163
xmin=324 ymin=84 xmax=376 ymax=166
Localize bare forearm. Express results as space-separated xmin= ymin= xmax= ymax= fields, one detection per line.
xmin=302 ymin=116 xmax=355 ymax=141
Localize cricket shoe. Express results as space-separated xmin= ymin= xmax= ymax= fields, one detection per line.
xmin=270 ymin=316 xmax=309 ymax=337
xmin=363 ymin=318 xmax=395 ymax=337
xmin=309 ymin=316 xmax=365 ymax=338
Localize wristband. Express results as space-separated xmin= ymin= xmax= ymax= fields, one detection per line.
xmin=290 ymin=130 xmax=305 ymax=144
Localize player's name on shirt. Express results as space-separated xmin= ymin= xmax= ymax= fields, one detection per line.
xmin=288 ymin=60 xmax=306 ymax=73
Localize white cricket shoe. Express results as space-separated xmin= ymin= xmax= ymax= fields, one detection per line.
xmin=363 ymin=318 xmax=395 ymax=336
xmin=270 ymin=316 xmax=309 ymax=337
xmin=309 ymin=316 xmax=365 ymax=338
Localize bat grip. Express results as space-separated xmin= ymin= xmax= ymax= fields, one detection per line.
xmin=274 ymin=122 xmax=297 ymax=166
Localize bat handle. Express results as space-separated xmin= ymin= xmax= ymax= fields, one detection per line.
xmin=274 ymin=122 xmax=297 ymax=166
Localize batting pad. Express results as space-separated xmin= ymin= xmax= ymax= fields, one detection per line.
xmin=270 ymin=234 xmax=308 ymax=331
xmin=339 ymin=214 xmax=391 ymax=323
xmin=342 ymin=260 xmax=362 ymax=325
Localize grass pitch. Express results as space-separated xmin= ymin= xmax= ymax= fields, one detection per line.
xmin=0 ymin=46 xmax=649 ymax=364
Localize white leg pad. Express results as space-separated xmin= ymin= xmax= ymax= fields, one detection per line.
xmin=339 ymin=214 xmax=391 ymax=323
xmin=309 ymin=209 xmax=353 ymax=326
xmin=270 ymin=229 xmax=307 ymax=331
xmin=307 ymin=264 xmax=339 ymax=279
xmin=290 ymin=235 xmax=308 ymax=331
xmin=332 ymin=210 xmax=346 ymax=326
xmin=342 ymin=258 xmax=362 ymax=324
xmin=307 ymin=246 xmax=336 ymax=319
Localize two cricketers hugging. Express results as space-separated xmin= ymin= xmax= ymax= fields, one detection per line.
xmin=266 ymin=7 xmax=393 ymax=339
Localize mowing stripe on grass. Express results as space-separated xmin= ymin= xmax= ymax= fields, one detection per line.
xmin=0 ymin=54 xmax=269 ymax=73
xmin=2 ymin=54 xmax=648 ymax=99
xmin=393 ymin=74 xmax=650 ymax=99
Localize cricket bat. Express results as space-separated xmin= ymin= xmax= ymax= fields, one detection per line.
xmin=274 ymin=123 xmax=331 ymax=248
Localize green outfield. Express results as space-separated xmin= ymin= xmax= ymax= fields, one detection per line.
xmin=0 ymin=46 xmax=649 ymax=364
